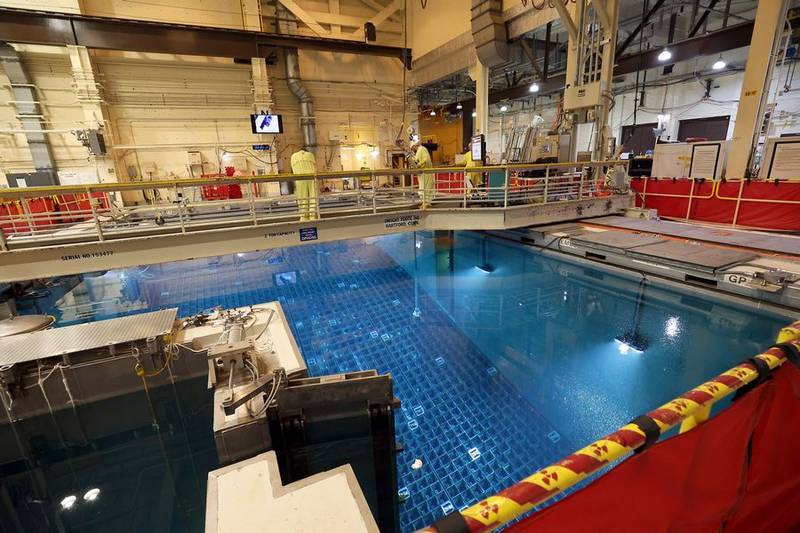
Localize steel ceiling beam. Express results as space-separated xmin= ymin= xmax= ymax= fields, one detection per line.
xmin=0 ymin=7 xmax=411 ymax=66
xmin=448 ymin=21 xmax=754 ymax=111
xmin=688 ymin=0 xmax=721 ymax=37
xmin=615 ymin=0 xmax=668 ymax=57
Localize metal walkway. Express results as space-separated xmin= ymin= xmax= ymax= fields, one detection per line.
xmin=0 ymin=161 xmax=628 ymax=282
xmin=589 ymin=215 xmax=800 ymax=256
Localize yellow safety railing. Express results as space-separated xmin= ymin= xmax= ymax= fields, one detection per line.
xmin=417 ymin=321 xmax=800 ymax=533
xmin=0 ymin=160 xmax=628 ymax=252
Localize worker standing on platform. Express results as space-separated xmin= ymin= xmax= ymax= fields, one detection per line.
xmin=412 ymin=141 xmax=434 ymax=208
xmin=461 ymin=145 xmax=482 ymax=191
xmin=290 ymin=149 xmax=318 ymax=221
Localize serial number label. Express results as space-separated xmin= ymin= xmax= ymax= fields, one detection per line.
xmin=384 ymin=215 xmax=420 ymax=229
xmin=60 ymin=250 xmax=114 ymax=261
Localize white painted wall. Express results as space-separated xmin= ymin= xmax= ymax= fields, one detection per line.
xmin=0 ymin=1 xmax=412 ymax=189
xmin=482 ymin=47 xmax=800 ymax=162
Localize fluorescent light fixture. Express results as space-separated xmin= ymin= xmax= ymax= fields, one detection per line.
xmin=712 ymin=57 xmax=726 ymax=70
xmin=456 ymin=102 xmax=463 ymax=110
xmin=657 ymin=48 xmax=672 ymax=62
xmin=60 ymin=495 xmax=77 ymax=510
xmin=83 ymin=488 xmax=100 ymax=502
xmin=429 ymin=109 xmax=436 ymax=116
xmin=529 ymin=82 xmax=540 ymax=93
xmin=500 ymin=105 xmax=508 ymax=112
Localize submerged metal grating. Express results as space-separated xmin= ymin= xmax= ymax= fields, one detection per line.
xmin=0 ymin=308 xmax=178 ymax=366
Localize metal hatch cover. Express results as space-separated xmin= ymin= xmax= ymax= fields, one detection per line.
xmin=0 ymin=308 xmax=177 ymax=366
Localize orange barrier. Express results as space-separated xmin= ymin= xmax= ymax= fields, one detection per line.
xmin=631 ymin=177 xmax=800 ymax=231
xmin=419 ymin=329 xmax=800 ymax=533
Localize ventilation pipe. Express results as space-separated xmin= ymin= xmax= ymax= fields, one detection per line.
xmin=284 ymin=48 xmax=316 ymax=153
xmin=0 ymin=43 xmax=58 ymax=184
xmin=471 ymin=0 xmax=509 ymax=68
xmin=275 ymin=3 xmax=316 ymax=153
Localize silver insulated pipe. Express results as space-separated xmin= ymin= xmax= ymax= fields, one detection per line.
xmin=284 ymin=47 xmax=316 ymax=153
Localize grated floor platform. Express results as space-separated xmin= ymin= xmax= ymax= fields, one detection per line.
xmin=589 ymin=216 xmax=800 ymax=256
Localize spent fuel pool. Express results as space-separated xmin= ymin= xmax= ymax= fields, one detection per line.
xmin=3 ymin=231 xmax=791 ymax=532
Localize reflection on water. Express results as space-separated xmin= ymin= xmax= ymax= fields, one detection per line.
xmin=3 ymin=231 xmax=791 ymax=532
xmin=379 ymin=231 xmax=789 ymax=444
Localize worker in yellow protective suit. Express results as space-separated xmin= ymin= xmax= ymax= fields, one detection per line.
xmin=290 ymin=149 xmax=319 ymax=221
xmin=461 ymin=147 xmax=482 ymax=191
xmin=412 ymin=142 xmax=434 ymax=208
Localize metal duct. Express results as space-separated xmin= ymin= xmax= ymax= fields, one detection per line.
xmin=275 ymin=4 xmax=316 ymax=153
xmin=471 ymin=0 xmax=508 ymax=68
xmin=284 ymin=47 xmax=316 ymax=153
xmin=0 ymin=43 xmax=58 ymax=184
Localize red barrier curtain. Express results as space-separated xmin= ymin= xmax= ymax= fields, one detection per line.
xmin=507 ymin=363 xmax=800 ymax=533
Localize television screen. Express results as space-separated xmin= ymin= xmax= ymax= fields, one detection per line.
xmin=251 ymin=114 xmax=284 ymax=134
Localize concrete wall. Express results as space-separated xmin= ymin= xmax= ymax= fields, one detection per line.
xmin=0 ymin=0 xmax=411 ymax=188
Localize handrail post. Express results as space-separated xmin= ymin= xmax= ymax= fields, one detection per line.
xmin=0 ymin=227 xmax=7 ymax=251
xmin=247 ymin=179 xmax=258 ymax=226
xmin=543 ymin=166 xmax=550 ymax=203
xmin=372 ymin=172 xmax=377 ymax=214
xmin=86 ymin=188 xmax=104 ymax=241
xmin=19 ymin=197 xmax=35 ymax=235
xmin=462 ymin=170 xmax=468 ymax=208
xmin=314 ymin=176 xmax=321 ymax=220
xmin=503 ymin=167 xmax=510 ymax=208
xmin=578 ymin=167 xmax=584 ymax=199
xmin=731 ymin=179 xmax=745 ymax=228
xmin=175 ymin=185 xmax=187 ymax=233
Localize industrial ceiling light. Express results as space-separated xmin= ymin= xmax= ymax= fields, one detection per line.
xmin=500 ymin=104 xmax=508 ymax=112
xmin=83 ymin=488 xmax=100 ymax=502
xmin=529 ymin=82 xmax=540 ymax=93
xmin=456 ymin=102 xmax=463 ymax=110
xmin=60 ymin=495 xmax=77 ymax=510
xmin=712 ymin=56 xmax=727 ymax=70
xmin=657 ymin=48 xmax=672 ymax=62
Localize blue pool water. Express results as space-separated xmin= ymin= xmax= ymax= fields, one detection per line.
xmin=3 ymin=231 xmax=792 ymax=532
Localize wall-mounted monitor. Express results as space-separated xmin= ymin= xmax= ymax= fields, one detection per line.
xmin=250 ymin=114 xmax=284 ymax=134
xmin=471 ymin=134 xmax=485 ymax=163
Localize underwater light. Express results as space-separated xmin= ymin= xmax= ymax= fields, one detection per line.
xmin=615 ymin=331 xmax=648 ymax=354
xmin=474 ymin=263 xmax=495 ymax=273
xmin=60 ymin=495 xmax=77 ymax=510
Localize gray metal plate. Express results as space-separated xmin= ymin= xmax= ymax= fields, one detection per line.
xmin=572 ymin=230 xmax=666 ymax=250
xmin=631 ymin=240 xmax=756 ymax=269
xmin=590 ymin=216 xmax=800 ymax=256
xmin=0 ymin=308 xmax=177 ymax=366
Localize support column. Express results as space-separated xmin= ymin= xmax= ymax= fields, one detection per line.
xmin=726 ymin=0 xmax=789 ymax=179
xmin=66 ymin=45 xmax=117 ymax=183
xmin=471 ymin=61 xmax=489 ymax=136
xmin=251 ymin=57 xmax=278 ymax=175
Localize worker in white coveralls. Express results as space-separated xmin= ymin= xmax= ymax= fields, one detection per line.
xmin=290 ymin=149 xmax=319 ymax=221
xmin=412 ymin=141 xmax=434 ymax=208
